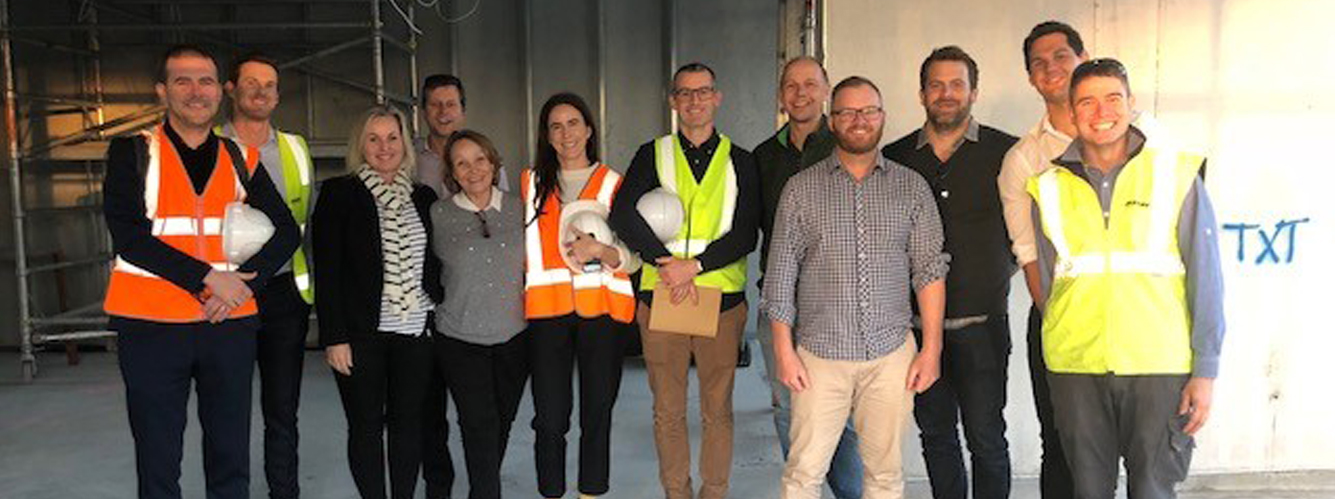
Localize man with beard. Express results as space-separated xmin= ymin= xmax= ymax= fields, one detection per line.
xmin=764 ymin=76 xmax=947 ymax=499
xmin=753 ymin=56 xmax=865 ymax=499
xmin=217 ymin=52 xmax=315 ymax=499
xmin=610 ymin=62 xmax=760 ymax=499
xmin=996 ymin=22 xmax=1089 ymax=498
xmin=415 ymin=74 xmax=509 ymax=197
xmin=103 ymin=44 xmax=298 ymax=499
xmin=881 ymin=46 xmax=1017 ymax=499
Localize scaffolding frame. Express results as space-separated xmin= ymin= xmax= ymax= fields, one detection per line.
xmin=2 ymin=0 xmax=420 ymax=381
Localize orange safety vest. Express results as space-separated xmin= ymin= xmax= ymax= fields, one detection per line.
xmin=521 ymin=165 xmax=636 ymax=323
xmin=104 ymin=125 xmax=261 ymax=323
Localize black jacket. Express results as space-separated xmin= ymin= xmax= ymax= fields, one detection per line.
xmin=312 ymin=174 xmax=443 ymax=346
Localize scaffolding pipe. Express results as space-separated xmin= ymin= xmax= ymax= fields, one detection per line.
xmin=407 ymin=2 xmax=419 ymax=135
xmin=278 ymin=35 xmax=369 ymax=71
xmin=25 ymin=253 xmax=111 ymax=274
xmin=2 ymin=0 xmax=35 ymax=381
xmin=2 ymin=21 xmax=372 ymax=32
xmin=370 ymin=0 xmax=385 ymax=105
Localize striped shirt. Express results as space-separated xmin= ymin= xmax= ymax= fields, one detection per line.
xmin=762 ymin=153 xmax=949 ymax=361
xmin=360 ymin=169 xmax=434 ymax=336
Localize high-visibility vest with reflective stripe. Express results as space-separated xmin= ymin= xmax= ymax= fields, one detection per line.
xmin=521 ymin=165 xmax=636 ymax=323
xmin=105 ymin=126 xmax=262 ymax=322
xmin=215 ymin=125 xmax=316 ymax=304
xmin=639 ymin=134 xmax=748 ymax=293
xmin=1026 ymin=146 xmax=1203 ymax=375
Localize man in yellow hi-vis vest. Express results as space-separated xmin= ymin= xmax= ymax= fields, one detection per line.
xmin=218 ymin=52 xmax=314 ymax=499
xmin=1028 ymin=58 xmax=1224 ymax=499
xmin=610 ymin=62 xmax=760 ymax=499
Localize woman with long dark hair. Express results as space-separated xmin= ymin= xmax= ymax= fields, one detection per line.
xmin=522 ymin=92 xmax=640 ymax=499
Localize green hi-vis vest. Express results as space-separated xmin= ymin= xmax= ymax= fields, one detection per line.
xmin=1026 ymin=146 xmax=1204 ymax=375
xmin=216 ymin=126 xmax=316 ymax=304
xmin=640 ymin=134 xmax=748 ymax=293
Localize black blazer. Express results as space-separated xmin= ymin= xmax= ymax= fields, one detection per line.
xmin=312 ymin=174 xmax=443 ymax=346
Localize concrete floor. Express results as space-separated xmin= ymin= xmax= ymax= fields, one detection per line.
xmin=2 ymin=346 xmax=1332 ymax=499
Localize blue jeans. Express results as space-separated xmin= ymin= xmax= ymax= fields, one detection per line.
xmin=757 ymin=319 xmax=864 ymax=499
xmin=913 ymin=315 xmax=1012 ymax=499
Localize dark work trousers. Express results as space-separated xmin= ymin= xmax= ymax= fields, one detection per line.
xmin=1028 ymin=306 xmax=1075 ymax=499
xmin=1047 ymin=374 xmax=1194 ymax=499
xmin=527 ymin=314 xmax=626 ymax=498
xmin=914 ymin=314 xmax=1012 ymax=499
xmin=421 ymin=354 xmax=456 ymax=499
xmin=114 ymin=315 xmax=259 ymax=499
xmin=333 ymin=332 xmax=434 ymax=499
xmin=255 ymin=272 xmax=312 ymax=499
xmin=435 ymin=330 xmax=531 ymax=499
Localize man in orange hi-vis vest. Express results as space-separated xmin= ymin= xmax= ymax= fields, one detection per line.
xmin=102 ymin=45 xmax=298 ymax=499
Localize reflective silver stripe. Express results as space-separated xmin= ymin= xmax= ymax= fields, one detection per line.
xmin=571 ymin=271 xmax=634 ymax=295
xmin=1037 ymin=172 xmax=1071 ymax=257
xmin=1146 ymin=148 xmax=1179 ymax=252
xmin=523 ymin=171 xmax=550 ymax=281
xmin=655 ymin=135 xmax=678 ymax=194
xmin=115 ymin=257 xmax=234 ymax=277
xmin=665 ymin=239 xmax=712 ymax=257
xmin=526 ymin=268 xmax=572 ymax=287
xmin=1054 ymin=252 xmax=1185 ymax=279
xmin=151 ymin=217 xmax=223 ymax=236
xmin=293 ymin=272 xmax=311 ymax=291
xmin=595 ymin=165 xmax=619 ymax=206
xmin=279 ymin=132 xmax=312 ymax=186
xmin=718 ymin=157 xmax=737 ymax=235
xmin=143 ymin=130 xmax=161 ymax=219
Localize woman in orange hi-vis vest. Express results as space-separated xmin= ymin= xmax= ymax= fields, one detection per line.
xmin=524 ymin=92 xmax=641 ymax=499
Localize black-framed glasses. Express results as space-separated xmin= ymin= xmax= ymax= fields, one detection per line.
xmin=672 ymin=86 xmax=716 ymax=101
xmin=831 ymin=106 xmax=884 ymax=122
xmin=474 ymin=210 xmax=491 ymax=238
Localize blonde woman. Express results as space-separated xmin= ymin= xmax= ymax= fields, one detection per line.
xmin=312 ymin=105 xmax=442 ymax=499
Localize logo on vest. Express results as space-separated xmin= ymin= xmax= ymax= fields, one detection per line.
xmin=1124 ymin=200 xmax=1150 ymax=209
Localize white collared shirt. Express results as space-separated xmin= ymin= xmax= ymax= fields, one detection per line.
xmin=452 ymin=186 xmax=505 ymax=213
xmin=998 ymin=113 xmax=1073 ymax=266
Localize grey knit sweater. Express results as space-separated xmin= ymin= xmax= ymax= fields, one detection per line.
xmin=429 ymin=190 xmax=526 ymax=345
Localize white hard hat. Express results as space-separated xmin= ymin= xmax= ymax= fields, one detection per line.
xmin=558 ymin=200 xmax=615 ymax=272
xmin=636 ymin=187 xmax=683 ymax=243
xmin=222 ymin=201 xmax=275 ymax=265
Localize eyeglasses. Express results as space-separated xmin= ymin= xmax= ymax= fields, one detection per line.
xmin=831 ymin=106 xmax=884 ymax=122
xmin=474 ymin=210 xmax=491 ymax=239
xmin=672 ymin=86 xmax=716 ymax=101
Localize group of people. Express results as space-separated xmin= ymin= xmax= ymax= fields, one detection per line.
xmin=103 ymin=18 xmax=1224 ymax=499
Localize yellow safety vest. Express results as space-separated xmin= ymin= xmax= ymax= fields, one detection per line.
xmin=639 ymin=134 xmax=748 ymax=293
xmin=1027 ymin=146 xmax=1203 ymax=375
xmin=216 ymin=125 xmax=315 ymax=304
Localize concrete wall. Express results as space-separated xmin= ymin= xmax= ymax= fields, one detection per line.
xmin=827 ymin=0 xmax=1335 ymax=476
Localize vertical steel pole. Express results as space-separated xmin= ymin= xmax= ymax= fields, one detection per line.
xmin=596 ymin=0 xmax=607 ymax=161
xmin=370 ymin=0 xmax=386 ymax=105
xmin=408 ymin=1 xmax=419 ymax=136
xmin=522 ymin=0 xmax=533 ymax=166
xmin=2 ymin=0 xmax=35 ymax=381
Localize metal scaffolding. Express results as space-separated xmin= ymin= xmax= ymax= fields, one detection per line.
xmin=2 ymin=0 xmax=420 ymax=381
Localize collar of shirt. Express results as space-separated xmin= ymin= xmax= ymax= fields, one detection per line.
xmin=914 ymin=116 xmax=979 ymax=150
xmin=1033 ymin=112 xmax=1074 ymax=144
xmin=452 ymin=186 xmax=504 ymax=213
xmin=415 ymin=136 xmax=438 ymax=157
xmin=1054 ymin=124 xmax=1148 ymax=180
xmin=825 ymin=150 xmax=890 ymax=176
xmin=677 ymin=129 xmax=720 ymax=155
xmin=218 ymin=121 xmax=276 ymax=149
xmin=778 ymin=115 xmax=832 ymax=150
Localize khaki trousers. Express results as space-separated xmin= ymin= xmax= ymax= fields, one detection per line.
xmin=781 ymin=336 xmax=917 ymax=499
xmin=638 ymin=302 xmax=748 ymax=499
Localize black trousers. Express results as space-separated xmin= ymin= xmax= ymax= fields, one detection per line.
xmin=333 ymin=332 xmax=434 ymax=499
xmin=1028 ymin=305 xmax=1075 ymax=499
xmin=527 ymin=314 xmax=626 ymax=497
xmin=914 ymin=315 xmax=1012 ymax=499
xmin=421 ymin=352 xmax=456 ymax=499
xmin=435 ymin=330 xmax=530 ymax=499
xmin=255 ymin=272 xmax=312 ymax=499
xmin=113 ymin=316 xmax=258 ymax=499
